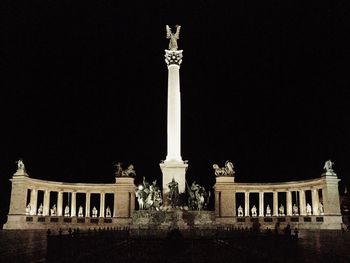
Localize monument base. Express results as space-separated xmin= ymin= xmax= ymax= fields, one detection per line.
xmin=160 ymin=161 xmax=188 ymax=200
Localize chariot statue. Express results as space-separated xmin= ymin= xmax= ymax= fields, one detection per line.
xmin=213 ymin=160 xmax=235 ymax=177
xmin=187 ymin=181 xmax=211 ymax=211
xmin=114 ymin=162 xmax=136 ymax=177
xmin=166 ymin=25 xmax=181 ymax=51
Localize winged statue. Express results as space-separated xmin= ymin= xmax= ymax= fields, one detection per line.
xmin=166 ymin=25 xmax=181 ymax=51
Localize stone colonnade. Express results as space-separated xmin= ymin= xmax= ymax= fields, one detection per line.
xmin=214 ymin=174 xmax=342 ymax=229
xmin=4 ymin=174 xmax=135 ymax=229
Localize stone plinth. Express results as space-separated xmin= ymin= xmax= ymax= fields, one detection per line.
xmin=214 ymin=176 xmax=236 ymax=218
xmin=160 ymin=161 xmax=188 ymax=196
xmin=114 ymin=177 xmax=136 ymax=218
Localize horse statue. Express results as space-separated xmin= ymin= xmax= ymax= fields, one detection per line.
xmin=136 ymin=178 xmax=162 ymax=210
xmin=213 ymin=160 xmax=235 ymax=176
xmin=187 ymin=181 xmax=211 ymax=211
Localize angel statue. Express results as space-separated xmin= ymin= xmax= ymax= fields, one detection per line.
xmin=323 ymin=160 xmax=334 ymax=172
xmin=166 ymin=25 xmax=181 ymax=51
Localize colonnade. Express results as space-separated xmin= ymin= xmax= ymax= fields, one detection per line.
xmin=235 ymin=188 xmax=322 ymax=217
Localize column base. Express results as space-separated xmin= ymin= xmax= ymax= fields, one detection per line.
xmin=160 ymin=161 xmax=188 ymax=195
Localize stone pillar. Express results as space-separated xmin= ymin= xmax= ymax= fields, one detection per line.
xmin=299 ymin=190 xmax=306 ymax=216
xmin=85 ymin=192 xmax=91 ymax=217
xmin=43 ymin=190 xmax=50 ymax=216
xmin=311 ymin=188 xmax=319 ymax=215
xmin=322 ymin=175 xmax=341 ymax=215
xmin=57 ymin=191 xmax=63 ymax=216
xmin=99 ymin=192 xmax=105 ymax=217
xmin=7 ymin=177 xmax=28 ymax=215
xmin=259 ymin=192 xmax=264 ymax=216
xmin=244 ymin=192 xmax=250 ymax=216
xmin=71 ymin=192 xmax=76 ymax=217
xmin=232 ymin=192 xmax=236 ymax=216
xmin=286 ymin=191 xmax=292 ymax=216
xmin=273 ymin=191 xmax=278 ymax=216
xmin=113 ymin=193 xmax=118 ymax=217
xmin=30 ymin=189 xmax=38 ymax=215
xmin=130 ymin=191 xmax=135 ymax=213
xmin=115 ymin=177 xmax=135 ymax=218
xmin=215 ymin=191 xmax=220 ymax=217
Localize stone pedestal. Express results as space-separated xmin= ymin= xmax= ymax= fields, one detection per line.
xmin=321 ymin=174 xmax=341 ymax=216
xmin=160 ymin=161 xmax=188 ymax=198
xmin=115 ymin=177 xmax=136 ymax=218
xmin=214 ymin=176 xmax=235 ymax=218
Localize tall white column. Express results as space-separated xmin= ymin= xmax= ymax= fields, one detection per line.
xmin=43 ymin=190 xmax=50 ymax=216
xmin=99 ymin=192 xmax=105 ymax=218
xmin=286 ymin=191 xmax=292 ymax=216
xmin=57 ymin=191 xmax=63 ymax=216
xmin=160 ymin=49 xmax=187 ymax=195
xmin=244 ymin=192 xmax=250 ymax=216
xmin=273 ymin=192 xmax=278 ymax=216
xmin=71 ymin=192 xmax=76 ymax=217
xmin=299 ymin=190 xmax=306 ymax=215
xmin=311 ymin=188 xmax=319 ymax=215
xmin=85 ymin=193 xmax=91 ymax=217
xmin=259 ymin=192 xmax=264 ymax=216
xmin=30 ymin=189 xmax=38 ymax=215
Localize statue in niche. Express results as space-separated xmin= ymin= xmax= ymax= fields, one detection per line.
xmin=106 ymin=206 xmax=111 ymax=217
xmin=92 ymin=206 xmax=98 ymax=217
xmin=213 ymin=160 xmax=235 ymax=177
xmin=38 ymin=203 xmax=43 ymax=216
xmin=323 ymin=160 xmax=334 ymax=173
xmin=306 ymin=203 xmax=312 ymax=215
xmin=114 ymin=162 xmax=136 ymax=177
xmin=319 ymin=202 xmax=324 ymax=214
xmin=64 ymin=205 xmax=70 ymax=216
xmin=251 ymin=205 xmax=257 ymax=217
xmin=292 ymin=204 xmax=299 ymax=215
xmin=187 ymin=181 xmax=211 ymax=211
xmin=168 ymin=178 xmax=179 ymax=208
xmin=237 ymin=205 xmax=244 ymax=216
xmin=50 ymin=204 xmax=57 ymax=216
xmin=279 ymin=204 xmax=285 ymax=216
xmin=166 ymin=25 xmax=181 ymax=51
xmin=266 ymin=204 xmax=271 ymax=216
xmin=16 ymin=159 xmax=25 ymax=170
xmin=26 ymin=204 xmax=31 ymax=215
xmin=78 ymin=206 xmax=84 ymax=217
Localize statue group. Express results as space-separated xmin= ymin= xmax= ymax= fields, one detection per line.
xmin=213 ymin=160 xmax=235 ymax=177
xmin=135 ymin=177 xmax=163 ymax=211
xmin=187 ymin=181 xmax=211 ymax=211
xmin=115 ymin=162 xmax=136 ymax=177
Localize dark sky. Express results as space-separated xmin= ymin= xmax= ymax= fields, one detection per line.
xmin=1 ymin=1 xmax=349 ymax=224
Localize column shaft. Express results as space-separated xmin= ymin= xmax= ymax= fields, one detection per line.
xmin=273 ymin=192 xmax=278 ymax=216
xmin=286 ymin=191 xmax=292 ymax=216
xmin=71 ymin=192 xmax=77 ymax=217
xmin=85 ymin=193 xmax=91 ymax=217
xmin=57 ymin=191 xmax=63 ymax=216
xmin=299 ymin=190 xmax=306 ymax=215
xmin=113 ymin=193 xmax=118 ymax=217
xmin=43 ymin=190 xmax=50 ymax=216
xmin=30 ymin=189 xmax=38 ymax=215
xmin=259 ymin=192 xmax=264 ymax=216
xmin=100 ymin=193 xmax=105 ymax=217
xmin=311 ymin=189 xmax=319 ymax=215
xmin=244 ymin=192 xmax=250 ymax=216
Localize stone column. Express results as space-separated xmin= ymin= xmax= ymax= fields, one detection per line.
xmin=322 ymin=175 xmax=341 ymax=215
xmin=71 ymin=192 xmax=77 ymax=217
xmin=85 ymin=192 xmax=91 ymax=217
xmin=259 ymin=192 xmax=264 ymax=216
xmin=232 ymin=192 xmax=236 ymax=216
xmin=57 ymin=191 xmax=63 ymax=216
xmin=30 ymin=189 xmax=38 ymax=215
xmin=299 ymin=190 xmax=306 ymax=216
xmin=244 ymin=192 xmax=250 ymax=216
xmin=130 ymin=191 xmax=135 ymax=214
xmin=113 ymin=192 xmax=118 ymax=217
xmin=311 ymin=188 xmax=319 ymax=215
xmin=286 ymin=191 xmax=292 ymax=216
xmin=43 ymin=190 xmax=50 ymax=216
xmin=99 ymin=192 xmax=105 ymax=218
xmin=273 ymin=191 xmax=278 ymax=216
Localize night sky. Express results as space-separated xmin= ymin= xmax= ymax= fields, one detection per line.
xmin=1 ymin=1 xmax=349 ymax=224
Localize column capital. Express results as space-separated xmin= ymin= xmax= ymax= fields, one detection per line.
xmin=165 ymin=50 xmax=183 ymax=66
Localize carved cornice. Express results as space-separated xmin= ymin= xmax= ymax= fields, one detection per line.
xmin=165 ymin=50 xmax=183 ymax=66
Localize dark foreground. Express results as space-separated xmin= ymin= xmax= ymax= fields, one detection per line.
xmin=1 ymin=229 xmax=350 ymax=263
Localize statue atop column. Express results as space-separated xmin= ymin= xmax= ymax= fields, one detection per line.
xmin=166 ymin=25 xmax=181 ymax=51
xmin=323 ymin=160 xmax=336 ymax=176
xmin=14 ymin=158 xmax=29 ymax=176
